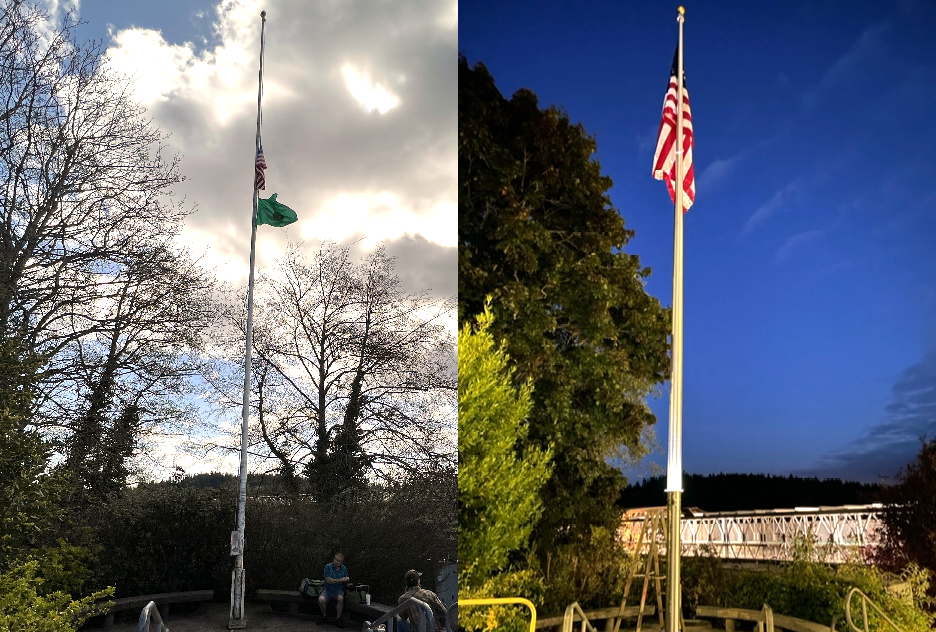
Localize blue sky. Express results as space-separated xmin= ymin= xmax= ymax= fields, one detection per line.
xmin=460 ymin=0 xmax=936 ymax=483
xmin=74 ymin=0 xmax=221 ymax=53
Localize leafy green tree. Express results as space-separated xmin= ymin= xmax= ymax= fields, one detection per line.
xmin=459 ymin=304 xmax=551 ymax=631
xmin=459 ymin=305 xmax=551 ymax=582
xmin=459 ymin=55 xmax=671 ymax=549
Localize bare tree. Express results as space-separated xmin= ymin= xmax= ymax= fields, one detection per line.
xmin=0 ymin=1 xmax=215 ymax=491
xmin=201 ymin=241 xmax=456 ymax=498
xmin=53 ymin=245 xmax=215 ymax=500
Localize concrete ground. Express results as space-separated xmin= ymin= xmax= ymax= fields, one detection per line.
xmin=99 ymin=601 xmax=375 ymax=632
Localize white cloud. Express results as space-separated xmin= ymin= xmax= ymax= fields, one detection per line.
xmin=31 ymin=0 xmax=81 ymax=50
xmin=106 ymin=30 xmax=197 ymax=103
xmin=101 ymin=0 xmax=456 ymax=289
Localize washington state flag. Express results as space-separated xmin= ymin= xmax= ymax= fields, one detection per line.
xmin=257 ymin=193 xmax=298 ymax=227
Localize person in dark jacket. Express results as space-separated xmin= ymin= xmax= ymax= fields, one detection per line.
xmin=397 ymin=569 xmax=447 ymax=632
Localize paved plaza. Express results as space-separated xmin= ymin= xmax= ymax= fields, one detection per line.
xmin=96 ymin=601 xmax=371 ymax=632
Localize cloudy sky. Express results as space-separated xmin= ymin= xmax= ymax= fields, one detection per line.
xmin=48 ymin=0 xmax=456 ymax=476
xmin=461 ymin=0 xmax=936 ymax=484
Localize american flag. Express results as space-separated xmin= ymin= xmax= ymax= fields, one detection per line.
xmin=255 ymin=146 xmax=267 ymax=191
xmin=652 ymin=48 xmax=695 ymax=211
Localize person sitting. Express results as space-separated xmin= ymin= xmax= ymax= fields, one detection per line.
xmin=397 ymin=569 xmax=447 ymax=632
xmin=317 ymin=552 xmax=349 ymax=627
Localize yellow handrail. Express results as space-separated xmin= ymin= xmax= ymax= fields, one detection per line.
xmin=844 ymin=587 xmax=903 ymax=632
xmin=459 ymin=597 xmax=537 ymax=632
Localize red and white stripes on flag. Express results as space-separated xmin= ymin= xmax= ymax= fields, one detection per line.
xmin=255 ymin=146 xmax=267 ymax=191
xmin=652 ymin=48 xmax=695 ymax=211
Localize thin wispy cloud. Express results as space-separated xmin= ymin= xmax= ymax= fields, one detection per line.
xmin=741 ymin=177 xmax=805 ymax=238
xmin=698 ymin=149 xmax=749 ymax=190
xmin=801 ymin=22 xmax=892 ymax=113
xmin=816 ymin=258 xmax=853 ymax=279
xmin=804 ymin=349 xmax=936 ymax=482
xmin=702 ymin=117 xmax=794 ymax=192
xmin=637 ymin=126 xmax=657 ymax=154
xmin=775 ymin=229 xmax=822 ymax=263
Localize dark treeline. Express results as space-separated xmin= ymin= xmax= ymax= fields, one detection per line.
xmin=165 ymin=471 xmax=343 ymax=494
xmin=618 ymin=472 xmax=884 ymax=512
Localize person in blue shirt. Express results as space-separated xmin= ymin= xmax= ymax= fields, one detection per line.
xmin=317 ymin=552 xmax=349 ymax=627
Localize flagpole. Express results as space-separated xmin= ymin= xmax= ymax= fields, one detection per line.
xmin=665 ymin=6 xmax=686 ymax=632
xmin=230 ymin=9 xmax=266 ymax=629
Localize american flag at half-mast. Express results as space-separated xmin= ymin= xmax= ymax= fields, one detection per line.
xmin=255 ymin=145 xmax=267 ymax=190
xmin=652 ymin=46 xmax=695 ymax=210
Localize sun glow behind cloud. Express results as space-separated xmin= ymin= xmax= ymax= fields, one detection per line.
xmin=303 ymin=192 xmax=454 ymax=249
xmin=342 ymin=64 xmax=400 ymax=114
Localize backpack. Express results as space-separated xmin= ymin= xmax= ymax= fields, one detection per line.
xmin=346 ymin=583 xmax=369 ymax=605
xmin=299 ymin=577 xmax=324 ymax=598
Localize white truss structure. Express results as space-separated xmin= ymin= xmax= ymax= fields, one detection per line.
xmin=618 ymin=505 xmax=884 ymax=564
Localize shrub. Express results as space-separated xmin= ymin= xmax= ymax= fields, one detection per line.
xmin=540 ymin=526 xmax=638 ymax=615
xmin=54 ymin=471 xmax=454 ymax=612
xmin=22 ymin=540 xmax=96 ymax=598
xmin=243 ymin=470 xmax=456 ymax=606
xmin=0 ymin=560 xmax=114 ymax=632
xmin=459 ymin=568 xmax=546 ymax=632
xmin=83 ymin=483 xmax=234 ymax=599
xmin=683 ymin=539 xmax=935 ymax=632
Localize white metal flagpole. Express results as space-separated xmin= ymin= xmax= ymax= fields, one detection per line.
xmin=230 ymin=9 xmax=266 ymax=629
xmin=665 ymin=6 xmax=686 ymax=632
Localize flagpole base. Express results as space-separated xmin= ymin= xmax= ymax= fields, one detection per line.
xmin=229 ymin=567 xmax=247 ymax=628
xmin=665 ymin=490 xmax=682 ymax=632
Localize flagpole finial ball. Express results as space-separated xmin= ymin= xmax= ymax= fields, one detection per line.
xmin=677 ymin=6 xmax=685 ymax=15
xmin=261 ymin=10 xmax=266 ymax=18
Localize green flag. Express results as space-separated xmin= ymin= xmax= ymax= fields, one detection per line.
xmin=256 ymin=193 xmax=298 ymax=227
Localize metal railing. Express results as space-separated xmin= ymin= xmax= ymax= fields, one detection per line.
xmin=844 ymin=587 xmax=903 ymax=632
xmin=362 ymin=597 xmax=436 ymax=632
xmin=459 ymin=597 xmax=537 ymax=632
xmin=138 ymin=601 xmax=169 ymax=632
xmin=561 ymin=602 xmax=599 ymax=632
xmin=620 ymin=505 xmax=884 ymax=564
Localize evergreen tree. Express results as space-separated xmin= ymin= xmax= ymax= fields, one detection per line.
xmin=458 ymin=304 xmax=551 ymax=584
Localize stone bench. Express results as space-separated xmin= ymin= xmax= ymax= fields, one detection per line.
xmin=347 ymin=600 xmax=394 ymax=622
xmin=536 ymin=605 xmax=657 ymax=630
xmin=696 ymin=605 xmax=832 ymax=632
xmin=88 ymin=590 xmax=214 ymax=627
xmin=255 ymin=589 xmax=352 ymax=624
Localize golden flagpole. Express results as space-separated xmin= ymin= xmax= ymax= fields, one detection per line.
xmin=665 ymin=6 xmax=686 ymax=632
